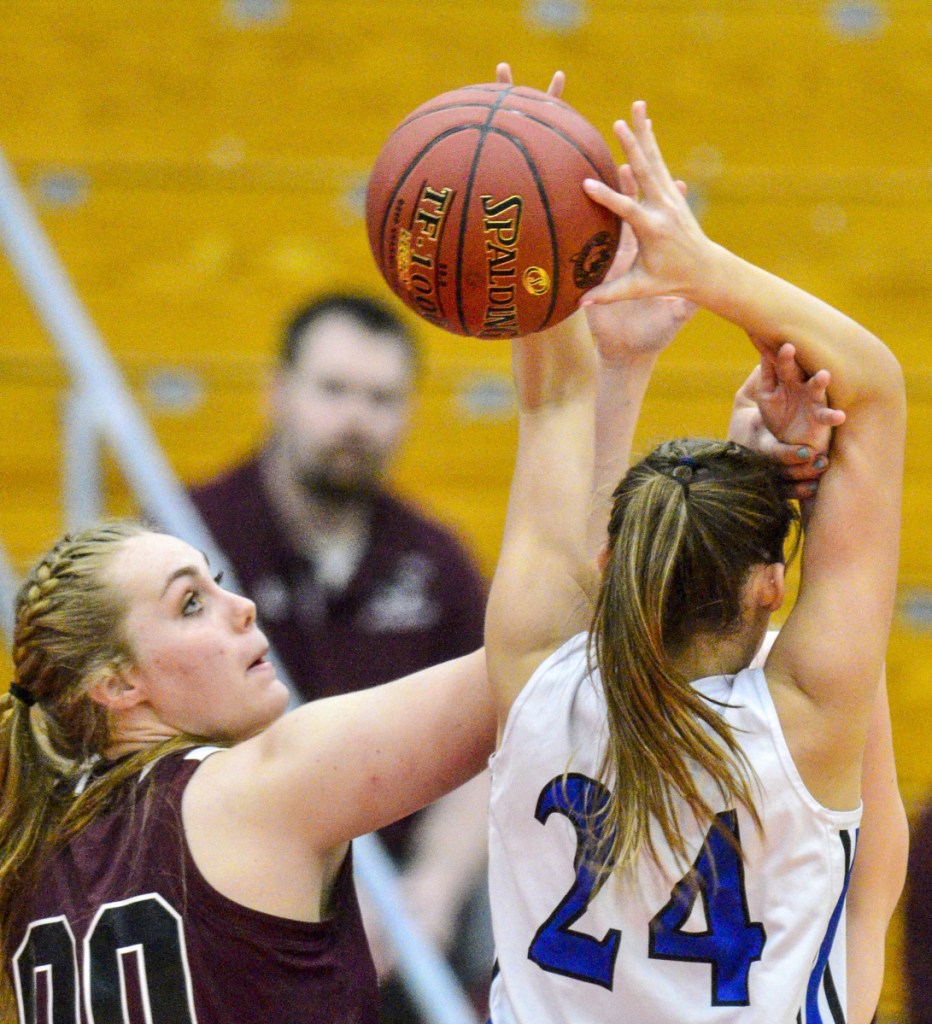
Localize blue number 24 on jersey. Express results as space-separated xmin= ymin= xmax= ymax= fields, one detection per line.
xmin=528 ymin=773 xmax=766 ymax=1006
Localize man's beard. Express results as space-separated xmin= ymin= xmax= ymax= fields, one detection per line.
xmin=296 ymin=444 xmax=384 ymax=504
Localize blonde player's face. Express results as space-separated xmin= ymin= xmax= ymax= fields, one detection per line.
xmin=108 ymin=532 xmax=290 ymax=741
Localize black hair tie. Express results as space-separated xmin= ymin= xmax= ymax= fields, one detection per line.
xmin=9 ymin=683 xmax=37 ymax=708
xmin=670 ymin=462 xmax=694 ymax=498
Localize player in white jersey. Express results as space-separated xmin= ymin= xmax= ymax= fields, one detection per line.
xmin=490 ymin=633 xmax=859 ymax=1023
xmin=484 ymin=99 xmax=906 ymax=1024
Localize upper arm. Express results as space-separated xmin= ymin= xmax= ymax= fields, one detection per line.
xmin=203 ymin=649 xmax=496 ymax=854
xmin=695 ymin=252 xmax=905 ymax=764
xmin=767 ymin=358 xmax=905 ymax=784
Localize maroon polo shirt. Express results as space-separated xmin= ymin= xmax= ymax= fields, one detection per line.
xmin=190 ymin=451 xmax=487 ymax=859
xmin=906 ymin=800 xmax=932 ymax=1024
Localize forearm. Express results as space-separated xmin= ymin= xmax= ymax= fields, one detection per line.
xmin=689 ymin=244 xmax=901 ymax=407
xmin=247 ymin=649 xmax=496 ymax=851
xmin=487 ymin=316 xmax=598 ymax=714
xmin=848 ymin=675 xmax=907 ymax=920
xmin=512 ymin=311 xmax=596 ymax=415
xmin=510 ymin=313 xmax=598 ymax=549
xmin=589 ymin=347 xmax=660 ymax=556
xmin=585 ymin=108 xmax=900 ymax=412
xmin=845 ymin=675 xmax=907 ymax=1023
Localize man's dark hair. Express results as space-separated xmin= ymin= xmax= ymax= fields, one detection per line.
xmin=280 ymin=292 xmax=420 ymax=374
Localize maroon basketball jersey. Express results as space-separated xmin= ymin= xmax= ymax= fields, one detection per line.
xmin=9 ymin=748 xmax=379 ymax=1024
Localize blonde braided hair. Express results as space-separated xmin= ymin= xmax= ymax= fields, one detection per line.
xmin=0 ymin=520 xmax=201 ymax=1000
xmin=9 ymin=521 xmax=147 ymax=764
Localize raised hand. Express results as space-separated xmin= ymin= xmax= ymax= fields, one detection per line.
xmin=495 ymin=61 xmax=565 ymax=99
xmin=586 ymin=162 xmax=697 ymax=362
xmin=753 ymin=341 xmax=845 ymax=450
xmin=495 ymin=79 xmax=691 ymax=355
xmin=728 ymin=342 xmax=846 ymax=499
xmin=580 ymin=101 xmax=713 ymax=306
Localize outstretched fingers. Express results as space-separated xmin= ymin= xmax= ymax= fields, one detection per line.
xmin=495 ymin=62 xmax=565 ymax=98
xmin=772 ymin=342 xmax=807 ymax=385
xmin=581 ymin=177 xmax=642 ymax=228
xmin=612 ymin=117 xmax=660 ymax=203
xmin=629 ymin=102 xmax=680 ymax=194
xmin=547 ymin=70 xmax=566 ymax=98
xmin=582 ymin=103 xmax=712 ymax=307
xmin=613 ymin=103 xmax=678 ymax=204
xmin=610 ymin=166 xmax=640 ymax=267
xmin=577 ymin=180 xmax=647 ymax=305
xmin=815 ymin=406 xmax=846 ymax=427
xmin=617 ymin=163 xmax=637 ymax=198
xmin=764 ymin=342 xmax=847 ymax=429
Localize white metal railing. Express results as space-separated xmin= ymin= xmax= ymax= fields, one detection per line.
xmin=0 ymin=146 xmax=480 ymax=1024
xmin=0 ymin=542 xmax=17 ymax=643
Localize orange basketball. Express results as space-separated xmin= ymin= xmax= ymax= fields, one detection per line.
xmin=365 ymin=82 xmax=620 ymax=339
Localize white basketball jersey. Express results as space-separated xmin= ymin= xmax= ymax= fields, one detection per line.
xmin=488 ymin=632 xmax=860 ymax=1024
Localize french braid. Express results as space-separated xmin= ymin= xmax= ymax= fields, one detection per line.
xmin=0 ymin=520 xmax=151 ymax=983
xmin=11 ymin=522 xmax=148 ymax=764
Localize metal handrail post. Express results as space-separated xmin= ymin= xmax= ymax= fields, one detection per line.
xmin=62 ymin=387 xmax=103 ymax=531
xmin=0 ymin=149 xmax=218 ymax=560
xmin=354 ymin=833 xmax=481 ymax=1024
xmin=0 ymin=542 xmax=17 ymax=644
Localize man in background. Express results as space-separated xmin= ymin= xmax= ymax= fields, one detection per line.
xmin=190 ymin=291 xmax=490 ymax=1021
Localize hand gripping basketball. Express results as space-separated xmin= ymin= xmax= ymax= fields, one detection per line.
xmin=365 ymin=73 xmax=621 ymax=339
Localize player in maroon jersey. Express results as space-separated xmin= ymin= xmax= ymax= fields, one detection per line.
xmin=0 ymin=519 xmax=493 ymax=1023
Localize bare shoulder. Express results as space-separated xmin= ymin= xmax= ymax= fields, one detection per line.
xmin=182 ymin=742 xmax=251 ymax=803
xmin=181 ymin=742 xmax=274 ymax=849
xmin=181 ymin=707 xmax=332 ymax=834
xmin=181 ymin=742 xmax=346 ymax=921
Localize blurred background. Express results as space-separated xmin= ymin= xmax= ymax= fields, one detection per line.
xmin=0 ymin=1 xmax=928 ymax=1018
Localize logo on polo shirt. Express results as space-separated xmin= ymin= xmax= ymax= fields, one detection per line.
xmin=254 ymin=573 xmax=328 ymax=624
xmin=253 ymin=575 xmax=291 ymax=622
xmin=358 ymin=553 xmax=441 ymax=632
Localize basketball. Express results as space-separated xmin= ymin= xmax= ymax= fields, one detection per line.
xmin=365 ymin=82 xmax=621 ymax=339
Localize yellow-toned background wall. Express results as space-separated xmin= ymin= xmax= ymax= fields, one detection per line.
xmin=0 ymin=2 xmax=929 ymax=1017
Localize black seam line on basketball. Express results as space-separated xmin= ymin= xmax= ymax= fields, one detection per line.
xmin=498 ymin=111 xmax=607 ymax=177
xmin=454 ymin=87 xmax=513 ymax=334
xmin=376 ymin=123 xmax=482 ymax=288
xmin=395 ymin=93 xmax=567 ymax=133
xmin=483 ymin=126 xmax=560 ymax=332
xmin=387 ymin=105 xmax=506 ymax=142
xmin=458 ymin=86 xmax=568 ymax=110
